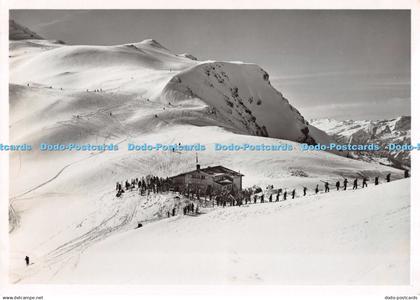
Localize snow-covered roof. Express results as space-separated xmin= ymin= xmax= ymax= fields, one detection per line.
xmin=169 ymin=165 xmax=244 ymax=179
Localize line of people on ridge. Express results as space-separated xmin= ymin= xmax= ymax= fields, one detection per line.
xmin=248 ymin=170 xmax=409 ymax=205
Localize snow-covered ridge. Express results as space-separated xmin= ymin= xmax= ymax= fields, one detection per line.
xmin=311 ymin=116 xmax=411 ymax=168
xmin=9 ymin=19 xmax=44 ymax=40
xmin=9 ymin=25 xmax=332 ymax=146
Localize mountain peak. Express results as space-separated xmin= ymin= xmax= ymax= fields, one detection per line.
xmin=9 ymin=19 xmax=43 ymax=40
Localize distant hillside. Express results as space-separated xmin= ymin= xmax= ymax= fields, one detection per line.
xmin=311 ymin=117 xmax=411 ymax=168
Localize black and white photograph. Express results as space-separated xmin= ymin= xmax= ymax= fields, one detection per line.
xmin=1 ymin=1 xmax=419 ymax=300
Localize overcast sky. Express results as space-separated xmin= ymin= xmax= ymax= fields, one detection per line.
xmin=10 ymin=10 xmax=410 ymax=120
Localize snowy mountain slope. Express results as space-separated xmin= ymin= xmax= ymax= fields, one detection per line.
xmin=10 ymin=29 xmax=332 ymax=145
xmin=8 ymin=21 xmax=408 ymax=285
xmin=311 ymin=117 xmax=411 ymax=168
xmin=15 ymin=178 xmax=410 ymax=284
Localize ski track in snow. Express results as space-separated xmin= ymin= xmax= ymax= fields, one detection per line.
xmin=12 ymin=189 xmax=185 ymax=283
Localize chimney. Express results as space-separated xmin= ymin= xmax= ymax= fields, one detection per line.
xmin=196 ymin=164 xmax=200 ymax=170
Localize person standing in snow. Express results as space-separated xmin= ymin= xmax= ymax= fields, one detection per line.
xmin=404 ymin=170 xmax=409 ymax=178
xmin=291 ymin=189 xmax=295 ymax=199
xmin=283 ymin=191 xmax=287 ymax=201
xmin=269 ymin=194 xmax=273 ymax=202
xmin=386 ymin=173 xmax=391 ymax=182
xmin=276 ymin=192 xmax=280 ymax=202
xmin=315 ymin=185 xmax=319 ymax=194
xmin=25 ymin=256 xmax=30 ymax=266
xmin=335 ymin=181 xmax=340 ymax=191
xmin=374 ymin=176 xmax=379 ymax=185
xmin=343 ymin=178 xmax=348 ymax=190
xmin=362 ymin=178 xmax=368 ymax=188
xmin=261 ymin=194 xmax=264 ymax=203
xmin=353 ymin=178 xmax=358 ymax=190
xmin=324 ymin=182 xmax=329 ymax=193
xmin=254 ymin=195 xmax=257 ymax=204
xmin=303 ymin=186 xmax=307 ymax=196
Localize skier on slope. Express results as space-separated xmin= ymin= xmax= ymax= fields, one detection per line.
xmin=335 ymin=181 xmax=340 ymax=191
xmin=343 ymin=178 xmax=348 ymax=191
xmin=353 ymin=178 xmax=358 ymax=190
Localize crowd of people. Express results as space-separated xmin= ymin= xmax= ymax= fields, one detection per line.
xmin=115 ymin=175 xmax=171 ymax=197
xmin=115 ymin=175 xmax=202 ymax=219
